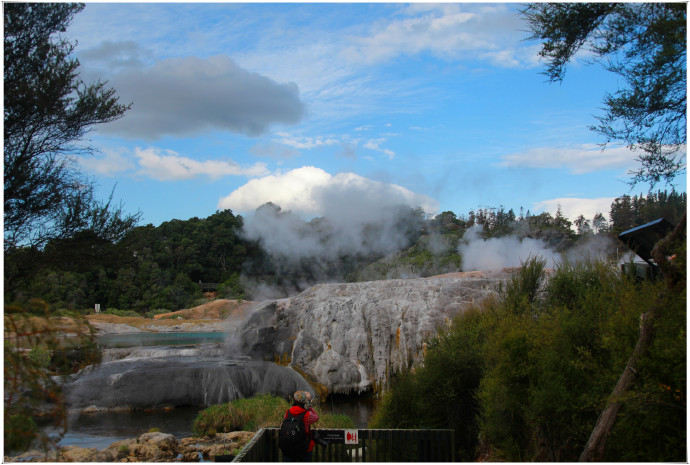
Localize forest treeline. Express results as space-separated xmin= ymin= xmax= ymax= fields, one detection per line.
xmin=370 ymin=254 xmax=686 ymax=461
xmin=3 ymin=190 xmax=686 ymax=314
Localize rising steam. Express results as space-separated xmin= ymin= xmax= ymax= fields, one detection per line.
xmin=458 ymin=225 xmax=617 ymax=271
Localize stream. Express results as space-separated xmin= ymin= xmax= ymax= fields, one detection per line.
xmin=49 ymin=332 xmax=377 ymax=450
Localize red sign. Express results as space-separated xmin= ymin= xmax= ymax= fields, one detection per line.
xmin=345 ymin=430 xmax=358 ymax=444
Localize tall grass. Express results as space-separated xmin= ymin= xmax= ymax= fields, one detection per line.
xmin=193 ymin=394 xmax=355 ymax=436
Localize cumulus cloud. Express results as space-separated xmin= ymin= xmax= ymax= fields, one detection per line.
xmin=499 ymin=144 xmax=638 ymax=174
xmin=100 ymin=55 xmax=306 ymax=139
xmin=533 ymin=197 xmax=615 ymax=223
xmin=217 ymin=166 xmax=438 ymax=216
xmin=134 ymin=147 xmax=268 ymax=181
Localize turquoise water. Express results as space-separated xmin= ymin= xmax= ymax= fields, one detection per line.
xmin=96 ymin=332 xmax=226 ymax=348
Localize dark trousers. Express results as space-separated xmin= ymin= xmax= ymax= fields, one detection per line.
xmin=284 ymin=450 xmax=313 ymax=462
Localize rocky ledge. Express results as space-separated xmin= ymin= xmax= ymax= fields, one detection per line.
xmin=4 ymin=431 xmax=255 ymax=463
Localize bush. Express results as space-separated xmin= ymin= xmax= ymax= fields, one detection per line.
xmin=28 ymin=347 xmax=51 ymax=368
xmin=144 ymin=309 xmax=170 ymax=319
xmin=104 ymin=308 xmax=140 ymax=318
xmin=4 ymin=414 xmax=38 ymax=453
xmin=371 ymin=256 xmax=686 ymax=462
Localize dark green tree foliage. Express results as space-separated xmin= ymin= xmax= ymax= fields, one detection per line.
xmin=4 ymin=3 xmax=135 ymax=249
xmin=5 ymin=210 xmax=251 ymax=312
xmin=371 ymin=255 xmax=686 ymax=461
xmin=609 ymin=190 xmax=687 ymax=234
xmin=523 ymin=3 xmax=687 ymax=186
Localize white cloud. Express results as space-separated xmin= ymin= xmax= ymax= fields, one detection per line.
xmin=274 ymin=132 xmax=340 ymax=150
xmin=363 ymin=139 xmax=395 ymax=159
xmin=134 ymin=147 xmax=268 ymax=181
xmin=78 ymin=148 xmax=135 ymax=176
xmin=533 ymin=197 xmax=615 ymax=222
xmin=341 ymin=4 xmax=529 ymax=67
xmin=499 ymin=144 xmax=638 ymax=174
xmin=217 ymin=166 xmax=438 ymax=216
xmin=100 ymin=55 xmax=306 ymax=139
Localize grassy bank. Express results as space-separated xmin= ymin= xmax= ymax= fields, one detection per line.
xmin=193 ymin=394 xmax=355 ymax=436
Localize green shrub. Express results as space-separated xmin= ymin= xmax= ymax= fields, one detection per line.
xmin=28 ymin=347 xmax=51 ymax=368
xmin=4 ymin=414 xmax=38 ymax=453
xmin=372 ymin=256 xmax=686 ymax=462
xmin=144 ymin=309 xmax=170 ymax=319
xmin=104 ymin=308 xmax=140 ymax=318
xmin=368 ymin=368 xmax=421 ymax=429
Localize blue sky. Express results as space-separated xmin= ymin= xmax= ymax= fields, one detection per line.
xmin=66 ymin=2 xmax=686 ymax=228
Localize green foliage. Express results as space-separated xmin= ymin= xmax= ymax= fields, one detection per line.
xmin=144 ymin=309 xmax=171 ymax=319
xmin=4 ymin=414 xmax=38 ymax=453
xmin=4 ymin=300 xmax=101 ymax=454
xmin=103 ymin=308 xmax=140 ymax=318
xmin=609 ymin=190 xmax=687 ymax=234
xmin=218 ymin=273 xmax=246 ymax=300
xmin=372 ymin=255 xmax=686 ymax=461
xmin=350 ymin=235 xmax=463 ymax=281
xmin=4 ymin=3 xmax=136 ymax=250
xmin=368 ymin=369 xmax=422 ymax=430
xmin=193 ymin=394 xmax=355 ymax=437
xmin=523 ymin=3 xmax=686 ymax=186
xmin=316 ymin=412 xmax=356 ymax=429
xmin=28 ymin=347 xmax=51 ymax=369
xmin=193 ymin=394 xmax=290 ymax=436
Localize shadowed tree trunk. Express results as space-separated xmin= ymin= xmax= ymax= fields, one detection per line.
xmin=579 ymin=212 xmax=686 ymax=462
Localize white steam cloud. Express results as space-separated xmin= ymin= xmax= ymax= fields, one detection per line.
xmin=458 ymin=225 xmax=618 ymax=271
xmin=227 ymin=167 xmax=438 ymax=296
xmin=458 ymin=226 xmax=560 ymax=271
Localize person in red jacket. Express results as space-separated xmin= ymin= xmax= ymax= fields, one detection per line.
xmin=282 ymin=391 xmax=319 ymax=461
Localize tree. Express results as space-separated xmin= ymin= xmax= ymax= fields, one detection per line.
xmin=574 ymin=214 xmax=592 ymax=235
xmin=4 ymin=3 xmax=133 ymax=454
xmin=523 ymin=3 xmax=686 ymax=187
xmin=4 ymin=3 xmax=133 ymax=249
xmin=592 ymin=212 xmax=608 ymax=234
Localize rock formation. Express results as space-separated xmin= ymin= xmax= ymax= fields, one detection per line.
xmin=4 ymin=431 xmax=256 ymax=462
xmin=228 ymin=275 xmax=502 ymax=394
xmin=64 ymin=355 xmax=312 ymax=409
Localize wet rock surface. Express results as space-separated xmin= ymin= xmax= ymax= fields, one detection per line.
xmin=64 ymin=356 xmax=312 ymax=409
xmin=229 ymin=275 xmax=505 ymax=394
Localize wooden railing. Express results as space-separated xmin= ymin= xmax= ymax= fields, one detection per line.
xmin=232 ymin=428 xmax=455 ymax=462
xmin=198 ymin=282 xmax=219 ymax=292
